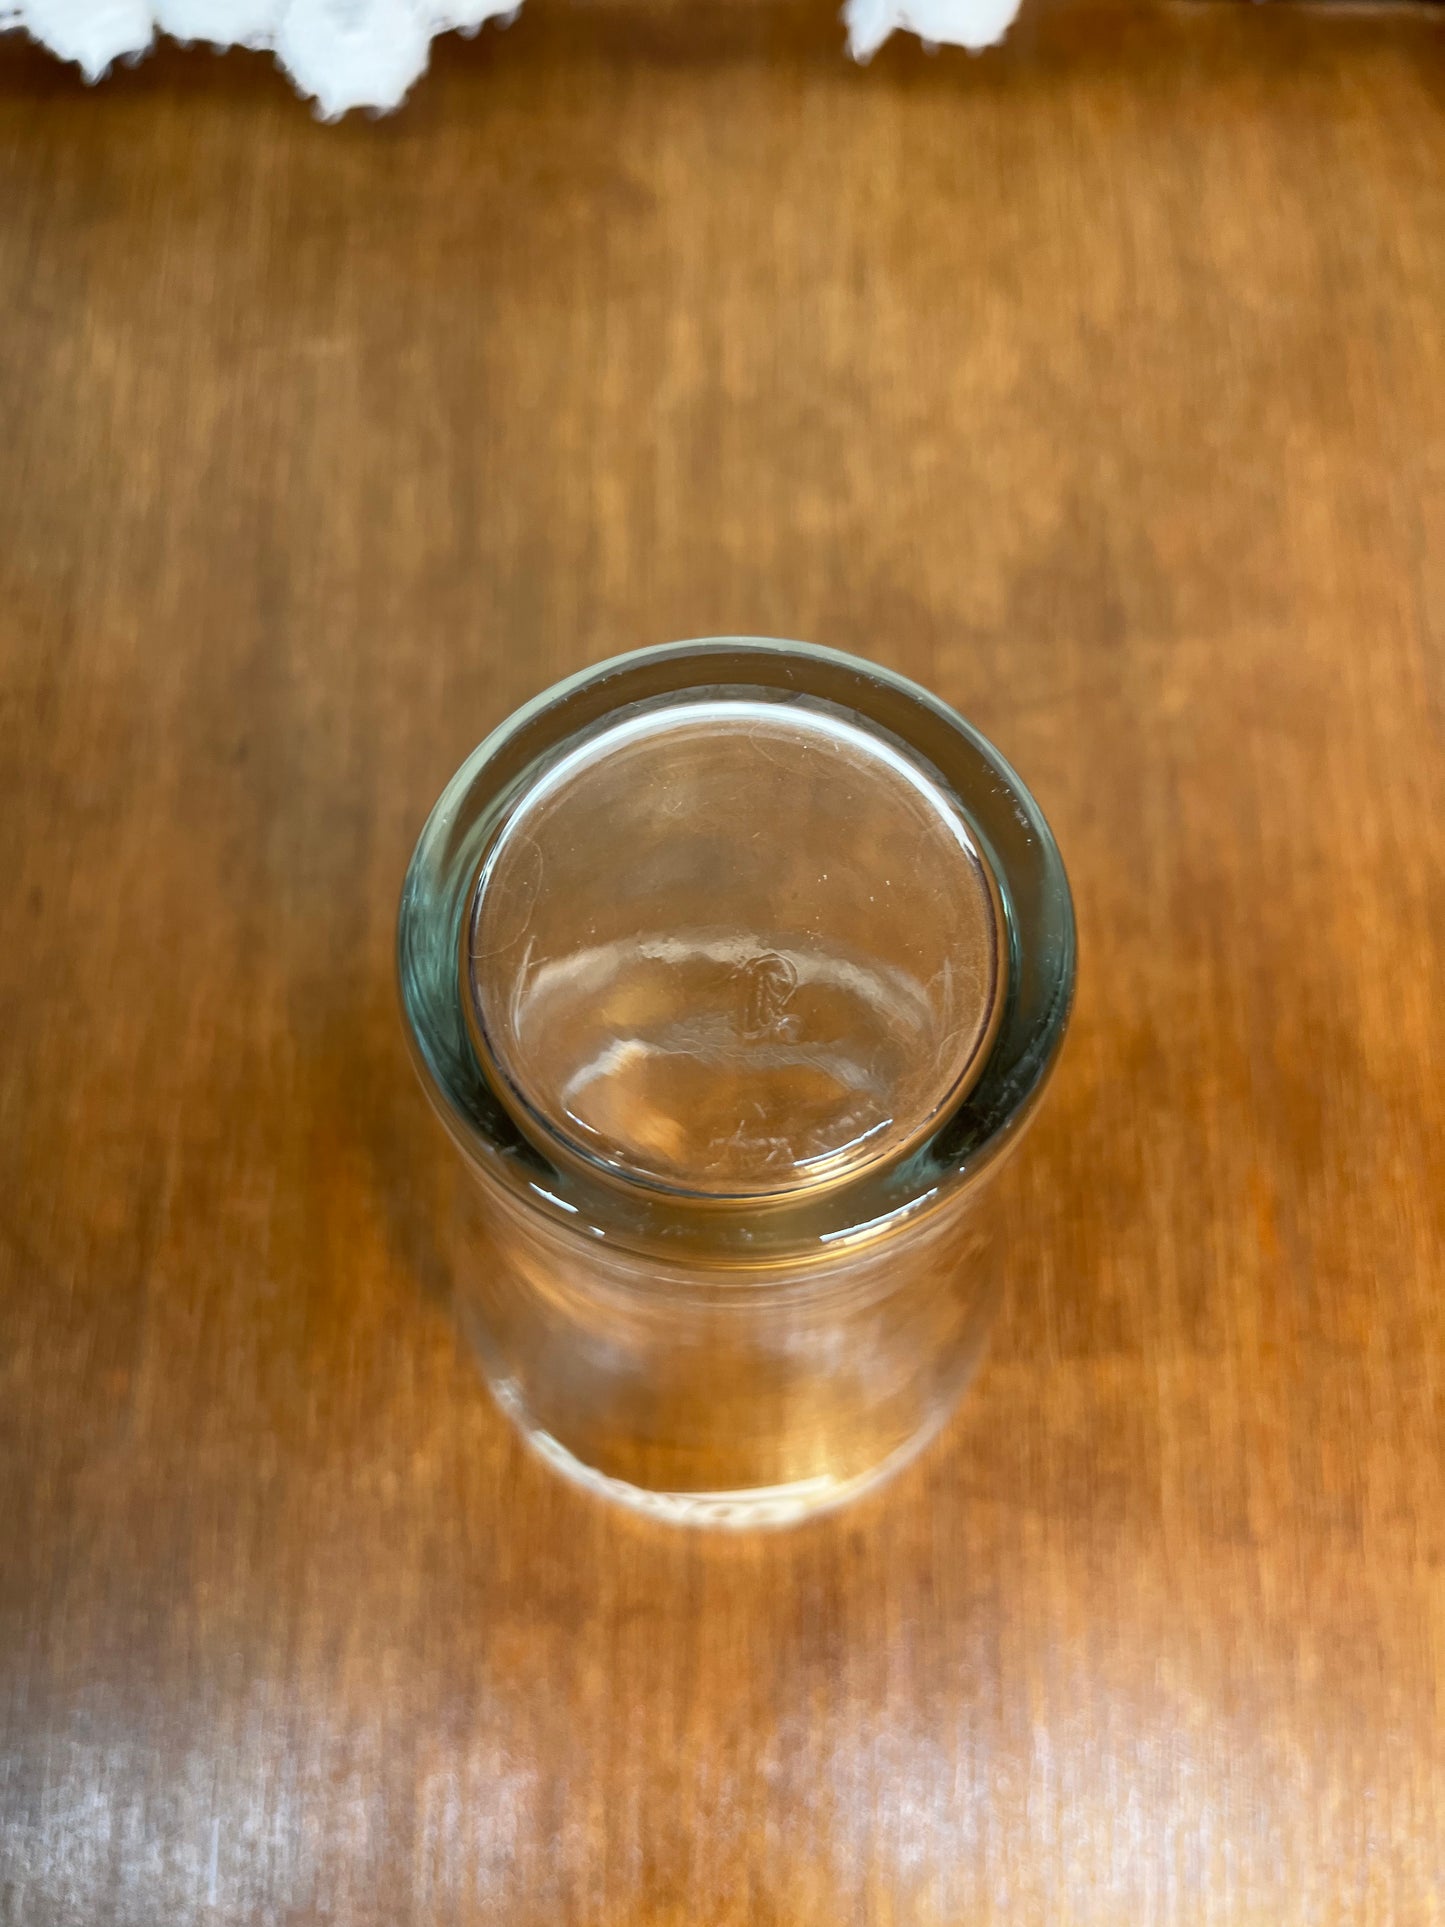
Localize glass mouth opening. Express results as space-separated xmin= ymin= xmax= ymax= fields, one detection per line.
xmin=399 ymin=640 xmax=1075 ymax=1264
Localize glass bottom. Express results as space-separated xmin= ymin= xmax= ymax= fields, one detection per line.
xmin=484 ymin=1351 xmax=990 ymax=1530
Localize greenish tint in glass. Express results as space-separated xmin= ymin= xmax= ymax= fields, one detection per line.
xmin=398 ymin=640 xmax=1074 ymax=1525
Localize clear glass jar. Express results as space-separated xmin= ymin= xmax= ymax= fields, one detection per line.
xmin=398 ymin=640 xmax=1075 ymax=1525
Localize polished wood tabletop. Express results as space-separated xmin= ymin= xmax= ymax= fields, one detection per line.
xmin=2 ymin=3 xmax=1443 ymax=1919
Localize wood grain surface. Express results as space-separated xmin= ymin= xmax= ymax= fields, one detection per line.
xmin=2 ymin=4 xmax=1443 ymax=1920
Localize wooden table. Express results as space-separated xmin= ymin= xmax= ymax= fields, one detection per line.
xmin=2 ymin=3 xmax=1443 ymax=1918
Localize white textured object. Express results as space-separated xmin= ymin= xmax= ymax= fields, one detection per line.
xmin=843 ymin=0 xmax=1020 ymax=58
xmin=4 ymin=0 xmax=1017 ymax=115
xmin=3 ymin=0 xmax=515 ymax=113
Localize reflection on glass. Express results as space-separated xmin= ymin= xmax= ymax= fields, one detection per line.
xmin=399 ymin=640 xmax=1074 ymax=1525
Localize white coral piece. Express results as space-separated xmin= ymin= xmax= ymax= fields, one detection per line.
xmin=10 ymin=0 xmax=1018 ymax=114
xmin=844 ymin=0 xmax=1020 ymax=59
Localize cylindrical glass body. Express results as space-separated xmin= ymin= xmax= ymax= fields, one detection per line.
xmin=399 ymin=640 xmax=1075 ymax=1525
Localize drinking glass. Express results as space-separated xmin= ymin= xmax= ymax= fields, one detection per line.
xmin=398 ymin=639 xmax=1074 ymax=1525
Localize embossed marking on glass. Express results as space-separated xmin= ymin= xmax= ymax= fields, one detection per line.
xmin=398 ymin=640 xmax=1075 ymax=1526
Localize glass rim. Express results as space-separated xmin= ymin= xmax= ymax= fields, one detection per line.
xmin=397 ymin=638 xmax=1076 ymax=1267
